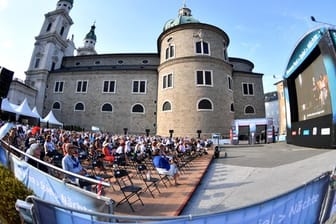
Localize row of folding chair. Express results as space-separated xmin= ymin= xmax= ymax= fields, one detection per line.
xmin=96 ymin=151 xmax=198 ymax=212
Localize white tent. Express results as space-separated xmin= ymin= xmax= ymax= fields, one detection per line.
xmin=41 ymin=110 xmax=63 ymax=127
xmin=0 ymin=98 xmax=17 ymax=114
xmin=15 ymin=98 xmax=39 ymax=118
xmin=32 ymin=107 xmax=42 ymax=120
xmin=0 ymin=122 xmax=14 ymax=139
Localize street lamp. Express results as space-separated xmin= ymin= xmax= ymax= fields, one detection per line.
xmin=123 ymin=128 xmax=128 ymax=136
xmin=197 ymin=130 xmax=202 ymax=138
xmin=145 ymin=129 xmax=150 ymax=137
xmin=169 ymin=129 xmax=174 ymax=138
xmin=310 ymin=16 xmax=335 ymax=27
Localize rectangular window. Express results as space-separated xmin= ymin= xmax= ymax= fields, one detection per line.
xmin=227 ymin=76 xmax=232 ymax=90
xmin=203 ymin=42 xmax=209 ymax=54
xmin=103 ymin=80 xmax=116 ymax=93
xmin=76 ymin=80 xmax=88 ymax=93
xmin=163 ymin=76 xmax=167 ymax=89
xmin=165 ymin=48 xmax=169 ymax=60
xmin=54 ymin=81 xmax=64 ymax=93
xmin=132 ymin=80 xmax=146 ymax=94
xmin=169 ymin=45 xmax=174 ymax=58
xmin=34 ymin=58 xmax=40 ymax=68
xmin=196 ymin=70 xmax=212 ymax=86
xmin=204 ymin=71 xmax=211 ymax=85
xmin=165 ymin=45 xmax=175 ymax=60
xmin=195 ymin=41 xmax=210 ymax=55
xmin=163 ymin=73 xmax=173 ymax=89
xmin=196 ymin=42 xmax=202 ymax=54
xmin=196 ymin=71 xmax=204 ymax=85
xmin=242 ymin=83 xmax=254 ymax=95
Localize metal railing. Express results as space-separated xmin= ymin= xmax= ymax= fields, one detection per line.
xmin=1 ymin=139 xmax=110 ymax=187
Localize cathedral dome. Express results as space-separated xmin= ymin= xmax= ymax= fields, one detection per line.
xmin=58 ymin=0 xmax=73 ymax=4
xmin=163 ymin=6 xmax=199 ymax=31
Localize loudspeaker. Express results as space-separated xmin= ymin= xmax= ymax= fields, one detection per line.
xmin=0 ymin=66 xmax=14 ymax=98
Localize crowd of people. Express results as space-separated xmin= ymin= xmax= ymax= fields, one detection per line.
xmin=1 ymin=121 xmax=213 ymax=190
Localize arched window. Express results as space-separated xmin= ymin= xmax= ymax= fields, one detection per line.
xmin=227 ymin=76 xmax=233 ymax=90
xmin=101 ymin=103 xmax=113 ymax=112
xmin=245 ymin=105 xmax=255 ymax=114
xmin=74 ymin=102 xmax=85 ymax=111
xmin=162 ymin=101 xmax=172 ymax=111
xmin=132 ymin=104 xmax=144 ymax=113
xmin=197 ymin=98 xmax=213 ymax=110
xmin=52 ymin=102 xmax=61 ymax=110
xmin=230 ymin=103 xmax=234 ymax=112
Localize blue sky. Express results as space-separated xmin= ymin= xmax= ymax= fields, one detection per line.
xmin=0 ymin=0 xmax=334 ymax=93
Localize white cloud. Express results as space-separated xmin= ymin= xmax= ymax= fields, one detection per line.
xmin=0 ymin=0 xmax=8 ymax=11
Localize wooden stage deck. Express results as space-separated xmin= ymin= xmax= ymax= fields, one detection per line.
xmin=102 ymin=149 xmax=214 ymax=217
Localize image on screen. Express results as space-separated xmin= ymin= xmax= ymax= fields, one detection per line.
xmin=295 ymin=54 xmax=331 ymax=121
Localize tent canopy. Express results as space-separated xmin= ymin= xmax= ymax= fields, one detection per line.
xmin=41 ymin=110 xmax=63 ymax=126
xmin=32 ymin=107 xmax=42 ymax=119
xmin=15 ymin=98 xmax=39 ymax=118
xmin=1 ymin=99 xmax=62 ymax=126
xmin=0 ymin=98 xmax=17 ymax=114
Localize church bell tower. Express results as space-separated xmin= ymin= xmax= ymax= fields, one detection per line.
xmin=25 ymin=0 xmax=75 ymax=115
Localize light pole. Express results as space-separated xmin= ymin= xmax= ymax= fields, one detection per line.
xmin=197 ymin=130 xmax=202 ymax=139
xmin=145 ymin=129 xmax=150 ymax=137
xmin=169 ymin=130 xmax=174 ymax=139
xmin=310 ymin=16 xmax=335 ymax=27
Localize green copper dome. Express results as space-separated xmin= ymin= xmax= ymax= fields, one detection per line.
xmin=85 ymin=24 xmax=97 ymax=41
xmin=58 ymin=0 xmax=73 ymax=5
xmin=163 ymin=6 xmax=199 ymax=31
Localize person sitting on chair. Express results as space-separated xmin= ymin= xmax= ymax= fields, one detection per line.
xmin=102 ymin=142 xmax=115 ymax=163
xmin=25 ymin=143 xmax=42 ymax=169
xmin=62 ymin=143 xmax=94 ymax=190
xmin=152 ymin=147 xmax=180 ymax=186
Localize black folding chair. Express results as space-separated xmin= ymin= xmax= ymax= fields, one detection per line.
xmin=137 ymin=164 xmax=160 ymax=198
xmin=114 ymin=169 xmax=144 ymax=212
xmin=50 ymin=154 xmax=63 ymax=168
xmin=91 ymin=157 xmax=116 ymax=191
xmin=154 ymin=168 xmax=172 ymax=188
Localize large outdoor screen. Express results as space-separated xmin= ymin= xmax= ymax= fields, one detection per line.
xmin=295 ymin=54 xmax=331 ymax=121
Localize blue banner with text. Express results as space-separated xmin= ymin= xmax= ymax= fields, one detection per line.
xmin=11 ymin=156 xmax=112 ymax=214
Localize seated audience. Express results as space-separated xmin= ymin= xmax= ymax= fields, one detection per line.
xmin=25 ymin=143 xmax=41 ymax=168
xmin=62 ymin=143 xmax=94 ymax=190
xmin=152 ymin=148 xmax=180 ymax=186
xmin=25 ymin=142 xmax=48 ymax=172
xmin=44 ymin=135 xmax=59 ymax=158
xmin=102 ymin=142 xmax=115 ymax=163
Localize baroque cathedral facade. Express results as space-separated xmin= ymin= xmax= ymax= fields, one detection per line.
xmin=23 ymin=0 xmax=265 ymax=137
